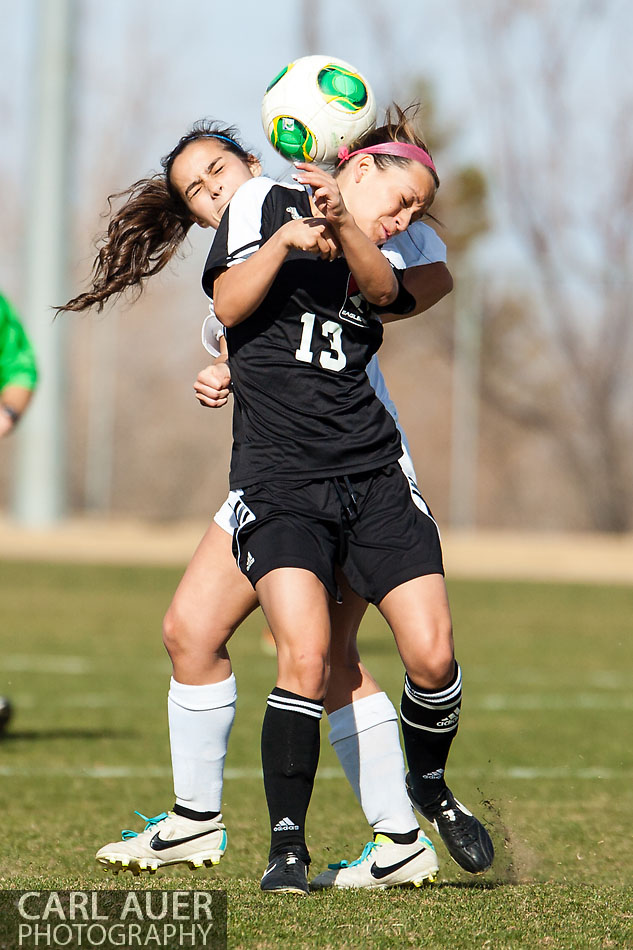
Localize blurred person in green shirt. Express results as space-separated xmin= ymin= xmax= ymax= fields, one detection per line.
xmin=0 ymin=291 xmax=38 ymax=734
xmin=0 ymin=293 xmax=38 ymax=438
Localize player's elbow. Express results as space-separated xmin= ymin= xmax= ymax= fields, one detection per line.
xmin=214 ymin=310 xmax=240 ymax=328
xmin=213 ymin=299 xmax=242 ymax=328
xmin=371 ymin=291 xmax=397 ymax=308
xmin=367 ymin=279 xmax=400 ymax=309
xmin=438 ymin=266 xmax=454 ymax=300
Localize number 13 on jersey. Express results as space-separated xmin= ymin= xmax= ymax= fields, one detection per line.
xmin=294 ymin=312 xmax=347 ymax=372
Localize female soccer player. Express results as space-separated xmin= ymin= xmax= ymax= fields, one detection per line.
xmin=60 ymin=121 xmax=482 ymax=889
xmin=199 ymin=108 xmax=494 ymax=894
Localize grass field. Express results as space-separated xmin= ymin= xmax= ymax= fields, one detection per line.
xmin=1 ymin=560 xmax=632 ymax=949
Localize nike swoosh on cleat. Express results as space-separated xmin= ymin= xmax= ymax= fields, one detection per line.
xmin=370 ymin=848 xmax=428 ymax=880
xmin=261 ymin=864 xmax=277 ymax=879
xmin=150 ymin=831 xmax=216 ymax=852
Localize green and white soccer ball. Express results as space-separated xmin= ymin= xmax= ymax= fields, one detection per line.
xmin=261 ymin=55 xmax=376 ymax=164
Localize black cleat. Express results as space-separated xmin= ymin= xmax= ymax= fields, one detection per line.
xmin=260 ymin=852 xmax=310 ymax=895
xmin=406 ymin=774 xmax=494 ymax=874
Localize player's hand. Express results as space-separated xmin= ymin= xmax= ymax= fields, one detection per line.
xmin=293 ymin=163 xmax=350 ymax=229
xmin=194 ymin=362 xmax=232 ymax=408
xmin=280 ymin=218 xmax=339 ymax=260
xmin=0 ymin=413 xmax=14 ymax=438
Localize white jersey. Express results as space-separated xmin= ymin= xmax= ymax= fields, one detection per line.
xmin=380 ymin=220 xmax=447 ymax=270
xmin=209 ymin=220 xmax=447 ymax=535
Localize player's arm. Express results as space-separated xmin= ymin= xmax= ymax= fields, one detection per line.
xmin=380 ymin=263 xmax=453 ymax=324
xmin=0 ymin=384 xmax=34 ymax=437
xmin=334 ymin=217 xmax=399 ymax=307
xmin=213 ymin=218 xmax=334 ymax=328
xmin=293 ymin=163 xmax=399 ymax=308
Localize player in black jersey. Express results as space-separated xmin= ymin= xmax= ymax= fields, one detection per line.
xmin=60 ymin=119 xmax=485 ymax=886
xmin=203 ymin=112 xmax=493 ymax=893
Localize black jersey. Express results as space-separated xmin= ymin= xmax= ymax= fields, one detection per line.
xmin=202 ymin=177 xmax=415 ymax=489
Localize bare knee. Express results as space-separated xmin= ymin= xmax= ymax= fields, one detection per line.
xmin=411 ymin=652 xmax=456 ymax=689
xmin=278 ymin=649 xmax=330 ymax=699
xmin=162 ymin=600 xmax=230 ymax=665
xmin=162 ymin=601 xmax=194 ymax=661
xmin=405 ymin=620 xmax=455 ymax=689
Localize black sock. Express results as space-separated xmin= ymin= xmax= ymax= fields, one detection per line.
xmin=261 ymin=687 xmax=323 ymax=864
xmin=173 ymin=804 xmax=220 ymax=821
xmin=400 ymin=662 xmax=462 ymax=809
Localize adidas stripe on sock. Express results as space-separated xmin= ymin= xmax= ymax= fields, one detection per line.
xmin=261 ymin=687 xmax=323 ymax=863
xmin=400 ymin=663 xmax=462 ymax=808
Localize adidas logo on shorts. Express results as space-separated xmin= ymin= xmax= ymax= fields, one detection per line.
xmin=246 ymin=551 xmax=255 ymax=571
xmin=273 ymin=816 xmax=300 ymax=832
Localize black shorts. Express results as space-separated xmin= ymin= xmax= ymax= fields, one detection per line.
xmin=230 ymin=462 xmax=444 ymax=605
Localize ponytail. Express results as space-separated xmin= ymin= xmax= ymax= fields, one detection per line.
xmin=58 ymin=174 xmax=192 ymax=313
xmin=58 ymin=118 xmax=255 ymax=314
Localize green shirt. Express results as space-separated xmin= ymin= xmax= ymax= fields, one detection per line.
xmin=0 ymin=293 xmax=38 ymax=391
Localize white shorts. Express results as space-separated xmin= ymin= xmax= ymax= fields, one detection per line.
xmin=212 ymin=446 xmax=422 ymax=538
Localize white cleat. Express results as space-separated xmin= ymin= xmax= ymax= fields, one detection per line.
xmin=311 ymin=832 xmax=439 ymax=890
xmin=96 ymin=810 xmax=227 ymax=876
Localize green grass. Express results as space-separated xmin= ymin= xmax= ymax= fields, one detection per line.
xmin=1 ymin=561 xmax=633 ymax=948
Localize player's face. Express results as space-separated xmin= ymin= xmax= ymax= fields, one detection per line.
xmin=341 ymin=156 xmax=437 ymax=245
xmin=170 ymin=139 xmax=262 ymax=229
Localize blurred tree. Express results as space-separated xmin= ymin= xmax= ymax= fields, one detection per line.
xmin=408 ymin=78 xmax=489 ymax=265
xmin=458 ymin=0 xmax=633 ymax=531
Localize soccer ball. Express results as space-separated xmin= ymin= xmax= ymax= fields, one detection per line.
xmin=261 ymin=55 xmax=376 ymax=164
xmin=0 ymin=696 xmax=12 ymax=736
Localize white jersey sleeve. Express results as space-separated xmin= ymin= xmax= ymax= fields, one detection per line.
xmin=381 ymin=221 xmax=447 ymax=269
xmin=201 ymin=304 xmax=225 ymax=357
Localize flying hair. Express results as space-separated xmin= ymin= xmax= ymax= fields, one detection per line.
xmin=57 ymin=120 xmax=256 ymax=314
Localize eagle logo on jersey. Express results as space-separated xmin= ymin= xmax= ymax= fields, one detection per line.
xmin=338 ymin=274 xmax=378 ymax=328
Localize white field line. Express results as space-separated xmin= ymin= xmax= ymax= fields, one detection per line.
xmin=4 ymin=691 xmax=632 ymax=712
xmin=479 ymin=693 xmax=633 ymax=710
xmin=0 ymin=765 xmax=628 ymax=781
xmin=467 ymin=668 xmax=632 ymax=690
xmin=2 ymin=656 xmax=630 ymax=692
xmin=0 ymin=656 xmax=172 ymax=676
xmin=0 ymin=655 xmax=94 ymax=674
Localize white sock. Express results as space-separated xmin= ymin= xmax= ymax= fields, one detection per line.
xmin=328 ymin=692 xmax=418 ymax=835
xmin=168 ymin=674 xmax=237 ymax=813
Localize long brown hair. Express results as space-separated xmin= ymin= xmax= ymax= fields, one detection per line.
xmin=336 ymin=103 xmax=440 ymax=189
xmin=58 ymin=120 xmax=256 ymax=313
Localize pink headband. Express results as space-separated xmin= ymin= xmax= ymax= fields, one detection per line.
xmin=337 ymin=141 xmax=437 ymax=177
